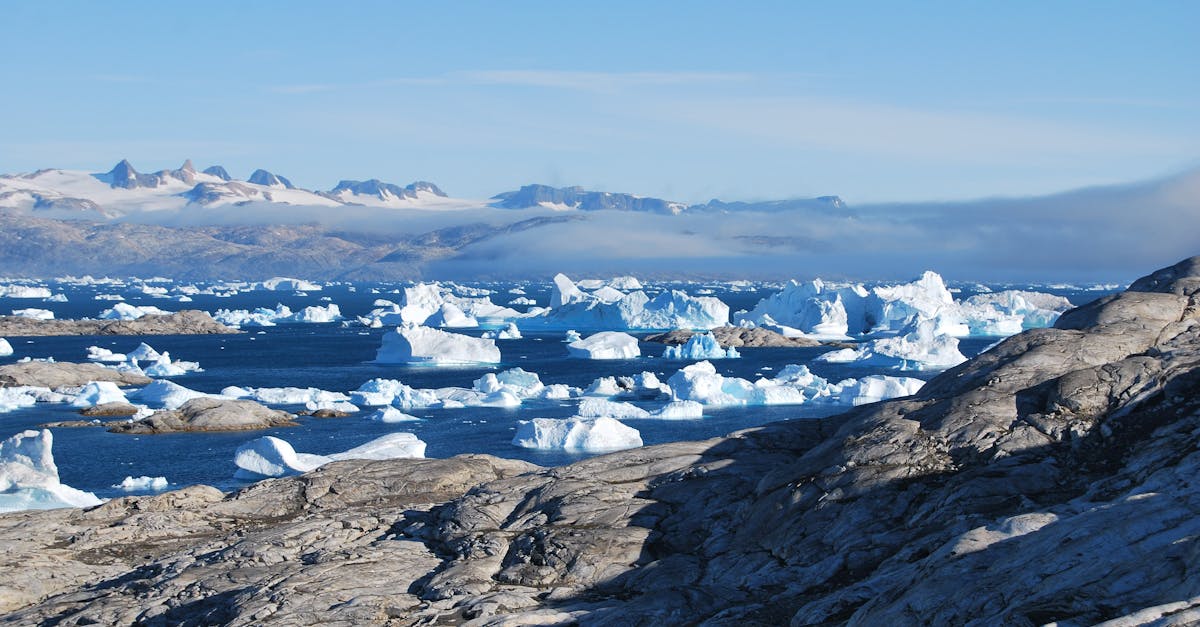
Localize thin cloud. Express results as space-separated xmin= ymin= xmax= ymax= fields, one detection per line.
xmin=455 ymin=70 xmax=757 ymax=93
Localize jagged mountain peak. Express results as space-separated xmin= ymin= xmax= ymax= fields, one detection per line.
xmin=202 ymin=165 xmax=231 ymax=181
xmin=248 ymin=169 xmax=295 ymax=189
xmin=491 ymin=183 xmax=686 ymax=214
xmin=179 ymin=159 xmax=196 ymax=173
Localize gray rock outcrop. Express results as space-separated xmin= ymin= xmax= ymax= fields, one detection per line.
xmin=0 ymin=310 xmax=237 ymax=336
xmin=3 ymin=256 xmax=1200 ymax=625
xmin=0 ymin=361 xmax=151 ymax=388
xmin=107 ymin=398 xmax=297 ymax=434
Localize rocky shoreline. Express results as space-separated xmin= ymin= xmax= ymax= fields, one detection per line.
xmin=1 ymin=257 xmax=1199 ymax=625
xmin=0 ymin=310 xmax=236 ymax=337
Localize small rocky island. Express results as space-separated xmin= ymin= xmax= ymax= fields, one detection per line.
xmin=0 ymin=310 xmax=236 ymax=337
xmin=1 ymin=257 xmax=1199 ymax=625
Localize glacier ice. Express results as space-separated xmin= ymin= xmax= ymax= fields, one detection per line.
xmin=234 ymin=432 xmax=426 ymax=480
xmin=662 ymin=332 xmax=740 ymax=360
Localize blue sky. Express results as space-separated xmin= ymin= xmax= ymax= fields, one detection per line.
xmin=2 ymin=1 xmax=1196 ymax=203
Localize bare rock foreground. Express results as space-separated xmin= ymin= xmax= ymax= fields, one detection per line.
xmin=2 ymin=257 xmax=1200 ymax=625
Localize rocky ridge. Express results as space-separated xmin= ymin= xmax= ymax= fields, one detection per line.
xmin=2 ymin=256 xmax=1200 ymax=624
xmin=0 ymin=310 xmax=236 ymax=337
xmin=644 ymin=325 xmax=822 ymax=347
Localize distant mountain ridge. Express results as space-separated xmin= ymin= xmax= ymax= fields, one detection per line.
xmin=491 ymin=183 xmax=844 ymax=215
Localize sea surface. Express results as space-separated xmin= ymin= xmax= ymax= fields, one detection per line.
xmin=0 ymin=279 xmax=1117 ymax=500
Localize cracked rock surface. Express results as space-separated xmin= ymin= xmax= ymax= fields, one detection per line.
xmin=3 ymin=256 xmax=1200 ymax=625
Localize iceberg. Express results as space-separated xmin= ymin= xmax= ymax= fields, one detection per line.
xmin=86 ymin=346 xmax=128 ymax=363
xmin=367 ymin=407 xmax=421 ymax=423
xmin=350 ymin=379 xmax=441 ymax=408
xmin=0 ymin=387 xmax=39 ymax=413
xmin=127 ymin=342 xmax=162 ymax=361
xmin=662 ymin=332 xmax=740 ymax=360
xmin=222 ymin=386 xmax=349 ymax=406
xmin=234 ymin=432 xmax=426 ymax=479
xmin=212 ymin=303 xmax=341 ymax=327
xmin=260 ymin=277 xmax=322 ymax=292
xmin=289 ymin=303 xmax=342 ymax=323
xmin=113 ymin=476 xmax=170 ymax=491
xmin=375 ymin=324 xmax=501 ymax=365
xmin=143 ymin=352 xmax=203 ymax=377
xmin=512 ymin=416 xmax=642 ymax=452
xmin=129 ymin=380 xmax=219 ymax=410
xmin=837 ymin=375 xmax=925 ymax=406
xmin=363 ymin=283 xmax=518 ymax=327
xmin=577 ymin=398 xmax=651 ymax=419
xmin=0 ymin=338 xmax=12 ymax=357
xmin=0 ymin=429 xmax=103 ymax=512
xmin=815 ymin=320 xmax=967 ymax=371
xmin=69 ymin=381 xmax=130 ymax=408
xmin=472 ymin=368 xmax=545 ymax=399
xmin=0 ymin=285 xmax=52 ymax=299
xmin=567 ymin=331 xmax=641 ymax=360
xmin=12 ymin=308 xmax=54 ymax=320
xmin=528 ymin=274 xmax=729 ymax=330
xmin=425 ymin=303 xmax=478 ymax=328
xmin=650 ymin=400 xmax=704 ymax=419
xmin=98 ymin=303 xmax=171 ymax=320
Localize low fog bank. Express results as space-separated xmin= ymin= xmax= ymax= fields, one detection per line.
xmin=120 ymin=168 xmax=1200 ymax=284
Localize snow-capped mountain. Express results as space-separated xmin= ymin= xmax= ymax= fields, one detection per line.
xmin=491 ymin=184 xmax=689 ymax=214
xmin=0 ymin=160 xmax=464 ymax=218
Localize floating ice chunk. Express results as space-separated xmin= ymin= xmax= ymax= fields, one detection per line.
xmin=305 ymin=400 xmax=359 ymax=414
xmin=0 ymin=338 xmax=11 ymax=357
xmin=212 ymin=304 xmax=291 ymax=327
xmin=368 ymin=407 xmax=421 ymax=423
xmin=94 ymin=294 xmax=125 ymax=301
xmin=289 ymin=303 xmax=342 ymax=323
xmin=375 ymin=324 xmax=501 ymax=365
xmin=0 ymin=286 xmax=52 ymax=299
xmin=328 ymin=432 xmax=426 ymax=461
xmin=44 ymin=294 xmax=68 ymax=303
xmin=512 ymin=416 xmax=642 ymax=452
xmin=12 ymin=308 xmax=54 ymax=320
xmin=481 ymin=322 xmax=522 ymax=339
xmin=260 ymin=277 xmax=322 ymax=292
xmin=650 ymin=400 xmax=704 ymax=419
xmin=550 ymin=273 xmax=588 ymax=308
xmin=86 ymin=346 xmax=128 ymax=363
xmin=961 ymin=290 xmax=1073 ymax=334
xmin=837 ymin=375 xmax=925 ymax=406
xmin=567 ymin=331 xmax=641 ymax=360
xmin=473 ymin=368 xmax=545 ymax=399
xmin=539 ymin=384 xmax=577 ymax=400
xmin=223 ymin=386 xmax=350 ymax=406
xmin=70 ymin=381 xmax=130 ymax=408
xmin=143 ymin=352 xmax=203 ymax=377
xmin=564 ymin=330 xmax=582 ymax=343
xmin=0 ymin=388 xmax=39 ymax=413
xmin=734 ymin=278 xmax=865 ymax=339
xmin=508 ymin=297 xmax=536 ymax=306
xmin=98 ymin=302 xmax=171 ymax=320
xmin=129 ymin=380 xmax=219 ymax=410
xmin=577 ymin=398 xmax=651 ymax=419
xmin=815 ymin=320 xmax=967 ymax=371
xmin=235 ymin=432 xmax=425 ymax=479
xmin=234 ymin=436 xmax=331 ymax=479
xmin=0 ymin=429 xmax=103 ymax=512
xmin=662 ymin=332 xmax=740 ymax=360
xmin=667 ymin=361 xmax=756 ymax=406
xmin=583 ymin=376 xmax=623 ymax=397
xmin=126 ymin=342 xmax=162 ymax=362
xmin=350 ymin=379 xmax=440 ymax=409
xmin=113 ymin=476 xmax=169 ymax=491
xmin=532 ymin=275 xmax=729 ymax=331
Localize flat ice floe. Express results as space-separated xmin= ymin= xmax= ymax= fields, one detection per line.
xmin=512 ymin=416 xmax=643 ymax=452
xmin=113 ymin=475 xmax=169 ymax=491
xmin=567 ymin=331 xmax=641 ymax=360
xmin=375 ymin=323 xmax=501 ymax=365
xmin=0 ymin=429 xmax=103 ymax=512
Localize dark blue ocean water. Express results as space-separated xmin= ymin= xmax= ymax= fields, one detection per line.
xmin=0 ymin=280 xmax=1116 ymax=499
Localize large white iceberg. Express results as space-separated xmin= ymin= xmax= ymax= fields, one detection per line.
xmin=0 ymin=338 xmax=12 ymax=357
xmin=0 ymin=285 xmax=52 ymax=299
xmin=261 ymin=277 xmax=322 ymax=292
xmin=234 ymin=432 xmax=426 ymax=479
xmin=222 ymin=386 xmax=349 ymax=406
xmin=375 ymin=324 xmax=501 ymax=365
xmin=129 ymin=380 xmax=219 ymax=410
xmin=526 ymin=273 xmax=729 ymax=331
xmin=815 ymin=320 xmax=967 ymax=371
xmin=512 ymin=416 xmax=643 ymax=452
xmin=838 ymin=375 xmax=926 ymax=406
xmin=143 ymin=352 xmax=203 ymax=377
xmin=212 ymin=303 xmax=341 ymax=327
xmin=662 ymin=332 xmax=740 ymax=360
xmin=361 ymin=283 xmax=518 ymax=327
xmin=567 ymin=331 xmax=641 ymax=360
xmin=0 ymin=387 xmax=40 ymax=413
xmin=0 ymin=429 xmax=104 ymax=512
xmin=577 ymin=398 xmax=651 ymax=420
xmin=12 ymin=308 xmax=54 ymax=320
